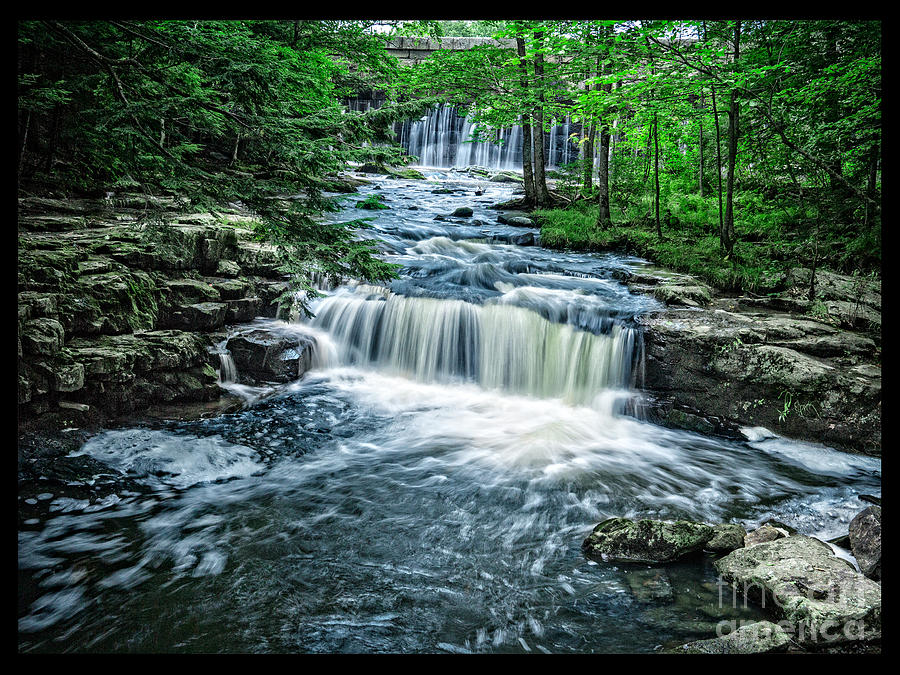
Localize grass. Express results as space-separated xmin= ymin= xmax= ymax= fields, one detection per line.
xmin=535 ymin=192 xmax=880 ymax=295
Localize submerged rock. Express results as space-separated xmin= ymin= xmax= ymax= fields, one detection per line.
xmin=714 ymin=535 xmax=881 ymax=645
xmin=582 ymin=517 xmax=714 ymax=563
xmin=626 ymin=568 xmax=674 ymax=603
xmin=675 ymin=621 xmax=791 ymax=654
xmin=849 ymin=506 xmax=881 ymax=580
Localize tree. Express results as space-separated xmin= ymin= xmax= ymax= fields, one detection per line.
xmin=18 ymin=20 xmax=436 ymax=313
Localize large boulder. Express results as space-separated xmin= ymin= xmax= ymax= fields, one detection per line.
xmin=849 ymin=506 xmax=881 ymax=580
xmin=225 ymin=329 xmax=315 ymax=384
xmin=714 ymin=535 xmax=881 ymax=646
xmin=582 ymin=517 xmax=714 ymax=563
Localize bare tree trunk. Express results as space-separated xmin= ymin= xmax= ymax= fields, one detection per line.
xmin=654 ymin=115 xmax=661 ymax=239
xmin=532 ymin=29 xmax=551 ymax=207
xmin=722 ymin=21 xmax=741 ymax=256
xmin=698 ymin=96 xmax=705 ymax=198
xmin=18 ymin=109 xmax=31 ymax=177
xmin=516 ymin=36 xmax=536 ymax=207
xmin=231 ymin=133 xmax=241 ymax=165
xmin=582 ymin=122 xmax=595 ymax=195
xmin=711 ymin=85 xmax=724 ymax=241
xmin=595 ymin=61 xmax=612 ymax=227
xmin=865 ymin=145 xmax=879 ymax=226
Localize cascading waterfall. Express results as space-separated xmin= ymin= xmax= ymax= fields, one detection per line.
xmin=218 ymin=351 xmax=238 ymax=384
xmin=308 ymin=286 xmax=639 ymax=411
xmin=397 ymin=104 xmax=580 ymax=170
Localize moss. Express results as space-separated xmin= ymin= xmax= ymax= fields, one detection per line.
xmin=123 ymin=273 xmax=160 ymax=331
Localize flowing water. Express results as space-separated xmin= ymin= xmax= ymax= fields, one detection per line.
xmin=18 ymin=170 xmax=881 ymax=653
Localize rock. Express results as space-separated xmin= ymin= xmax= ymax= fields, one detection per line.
xmin=675 ymin=621 xmax=792 ymax=654
xmin=714 ymin=535 xmax=881 ymax=645
xmin=744 ymin=524 xmax=788 ymax=547
xmin=489 ymin=172 xmax=524 ymax=184
xmin=582 ymin=517 xmax=714 ymax=563
xmin=216 ymin=259 xmax=242 ymax=277
xmin=848 ymin=506 xmax=881 ymax=580
xmin=641 ymin=308 xmax=882 ymax=456
xmin=626 ymin=568 xmax=674 ymax=602
xmin=163 ymin=278 xmax=219 ymax=305
xmin=164 ymin=302 xmax=227 ymax=332
xmin=225 ymin=297 xmax=262 ymax=323
xmin=21 ymin=318 xmax=65 ymax=357
xmin=507 ymin=232 xmax=535 ymax=246
xmin=210 ymin=279 xmax=249 ymax=301
xmin=32 ymin=353 xmax=85 ymax=393
xmin=451 ymin=206 xmax=473 ymax=218
xmin=225 ymin=329 xmax=315 ymax=383
xmin=706 ymin=524 xmax=747 ymax=553
xmin=652 ymin=284 xmax=712 ymax=307
xmin=58 ymin=401 xmax=90 ymax=412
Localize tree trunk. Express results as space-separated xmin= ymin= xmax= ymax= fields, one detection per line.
xmin=597 ymin=117 xmax=612 ymax=228
xmin=532 ymin=30 xmax=551 ymax=207
xmin=516 ymin=36 xmax=536 ymax=207
xmin=711 ymin=85 xmax=724 ymax=241
xmin=18 ymin=109 xmax=31 ymax=177
xmin=722 ymin=21 xmax=741 ymax=257
xmin=865 ymin=145 xmax=879 ymax=226
xmin=595 ymin=66 xmax=612 ymax=228
xmin=698 ymin=95 xmax=705 ymax=198
xmin=582 ymin=122 xmax=595 ymax=195
xmin=654 ymin=115 xmax=661 ymax=239
xmin=231 ymin=133 xmax=241 ymax=165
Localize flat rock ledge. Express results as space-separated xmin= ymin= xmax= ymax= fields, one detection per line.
xmin=673 ymin=620 xmax=792 ymax=654
xmin=635 ymin=270 xmax=881 ymax=455
xmin=714 ymin=535 xmax=881 ymax=647
xmin=18 ymin=195 xmax=297 ymax=430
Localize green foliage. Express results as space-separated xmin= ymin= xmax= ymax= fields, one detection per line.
xmin=355 ymin=194 xmax=389 ymax=210
xmin=17 ymin=19 xmax=438 ymax=314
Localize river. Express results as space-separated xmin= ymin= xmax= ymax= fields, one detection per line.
xmin=17 ymin=169 xmax=881 ymax=653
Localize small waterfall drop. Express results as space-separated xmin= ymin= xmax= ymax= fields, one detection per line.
xmin=308 ymin=287 xmax=640 ymax=411
xmin=218 ymin=351 xmax=238 ymax=384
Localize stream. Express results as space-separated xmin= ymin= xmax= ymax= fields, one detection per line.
xmin=18 ymin=169 xmax=881 ymax=653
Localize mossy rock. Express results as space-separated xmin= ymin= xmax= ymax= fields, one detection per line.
xmin=582 ymin=517 xmax=715 ymax=563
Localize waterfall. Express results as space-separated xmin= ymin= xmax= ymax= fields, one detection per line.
xmin=397 ymin=104 xmax=579 ymax=170
xmin=308 ymin=288 xmax=639 ymax=410
xmin=218 ymin=351 xmax=238 ymax=384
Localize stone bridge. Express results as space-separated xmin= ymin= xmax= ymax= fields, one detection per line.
xmin=384 ymin=37 xmax=517 ymax=65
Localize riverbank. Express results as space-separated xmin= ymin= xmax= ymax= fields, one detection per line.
xmin=533 ymin=203 xmax=881 ymax=456
xmin=17 ymin=193 xmax=294 ymax=435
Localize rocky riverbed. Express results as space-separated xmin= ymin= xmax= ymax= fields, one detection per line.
xmin=18 ymin=170 xmax=881 ymax=653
